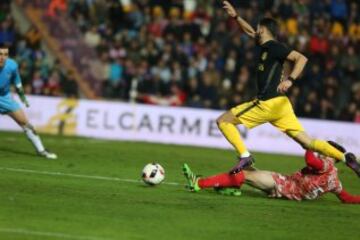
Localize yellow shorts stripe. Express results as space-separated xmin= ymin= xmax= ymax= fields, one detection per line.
xmin=235 ymin=100 xmax=259 ymax=118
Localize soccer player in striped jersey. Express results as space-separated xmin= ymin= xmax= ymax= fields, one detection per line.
xmin=183 ymin=142 xmax=360 ymax=203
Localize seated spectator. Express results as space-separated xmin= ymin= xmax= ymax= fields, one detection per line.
xmin=47 ymin=0 xmax=68 ymax=17
xmin=139 ymin=83 xmax=186 ymax=107
xmin=25 ymin=27 xmax=41 ymax=49
xmin=84 ymin=26 xmax=101 ymax=48
xmin=45 ymin=71 xmax=62 ymax=96
xmin=62 ymin=70 xmax=79 ymax=98
xmin=198 ymin=71 xmax=218 ymax=109
xmin=0 ymin=17 xmax=15 ymax=44
xmin=298 ymin=91 xmax=321 ymax=119
xmin=107 ymin=58 xmax=124 ymax=99
xmin=32 ymin=70 xmax=45 ymax=95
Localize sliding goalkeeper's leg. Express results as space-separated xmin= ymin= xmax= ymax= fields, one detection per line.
xmin=182 ymin=164 xmax=245 ymax=193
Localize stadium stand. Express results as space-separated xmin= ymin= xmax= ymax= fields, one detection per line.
xmin=0 ymin=0 xmax=79 ymax=98
xmin=3 ymin=0 xmax=360 ymax=122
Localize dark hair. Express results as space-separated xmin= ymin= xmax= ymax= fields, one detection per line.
xmin=0 ymin=43 xmax=9 ymax=49
xmin=259 ymin=17 xmax=279 ymax=38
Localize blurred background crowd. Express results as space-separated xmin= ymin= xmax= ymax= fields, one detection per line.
xmin=1 ymin=0 xmax=360 ymax=122
xmin=0 ymin=0 xmax=79 ymax=98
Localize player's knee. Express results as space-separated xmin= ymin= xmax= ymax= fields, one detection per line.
xmin=300 ymin=139 xmax=314 ymax=150
xmin=23 ymin=123 xmax=38 ymax=135
xmin=10 ymin=112 xmax=29 ymax=127
xmin=216 ymin=112 xmax=234 ymax=126
xmin=216 ymin=115 xmax=225 ymax=126
xmin=18 ymin=119 xmax=28 ymax=127
xmin=292 ymin=132 xmax=313 ymax=150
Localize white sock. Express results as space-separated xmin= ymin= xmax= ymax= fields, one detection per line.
xmin=23 ymin=125 xmax=45 ymax=153
xmin=240 ymin=151 xmax=251 ymax=158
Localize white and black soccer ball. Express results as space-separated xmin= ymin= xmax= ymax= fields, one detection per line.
xmin=142 ymin=163 xmax=165 ymax=185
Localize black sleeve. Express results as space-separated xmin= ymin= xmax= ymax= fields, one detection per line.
xmin=272 ymin=42 xmax=292 ymax=61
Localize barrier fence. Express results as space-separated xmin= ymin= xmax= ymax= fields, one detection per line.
xmin=1 ymin=96 xmax=359 ymax=156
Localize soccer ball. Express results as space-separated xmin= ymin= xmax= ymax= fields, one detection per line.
xmin=142 ymin=163 xmax=165 ymax=185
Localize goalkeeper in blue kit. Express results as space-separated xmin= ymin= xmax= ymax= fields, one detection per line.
xmin=0 ymin=44 xmax=57 ymax=159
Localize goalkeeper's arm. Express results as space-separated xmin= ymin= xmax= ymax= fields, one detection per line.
xmin=13 ymin=63 xmax=29 ymax=108
xmin=15 ymin=84 xmax=29 ymax=107
xmin=222 ymin=1 xmax=256 ymax=38
xmin=336 ymin=189 xmax=360 ymax=204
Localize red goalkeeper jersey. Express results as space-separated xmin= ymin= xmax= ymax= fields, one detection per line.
xmin=272 ymin=151 xmax=343 ymax=201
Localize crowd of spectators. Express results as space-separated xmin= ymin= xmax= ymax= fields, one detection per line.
xmin=0 ymin=0 xmax=78 ymax=98
xmin=4 ymin=0 xmax=360 ymax=123
xmin=66 ymin=0 xmax=360 ymax=122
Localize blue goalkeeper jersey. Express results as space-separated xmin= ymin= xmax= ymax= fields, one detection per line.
xmin=0 ymin=58 xmax=22 ymax=96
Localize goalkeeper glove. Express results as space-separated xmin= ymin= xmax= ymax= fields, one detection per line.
xmin=16 ymin=87 xmax=30 ymax=107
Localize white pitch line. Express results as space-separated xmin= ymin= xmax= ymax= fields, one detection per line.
xmin=0 ymin=228 xmax=111 ymax=240
xmin=0 ymin=167 xmax=181 ymax=186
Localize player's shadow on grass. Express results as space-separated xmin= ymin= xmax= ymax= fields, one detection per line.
xmin=204 ymin=188 xmax=267 ymax=199
xmin=240 ymin=189 xmax=267 ymax=198
xmin=0 ymin=146 xmax=36 ymax=157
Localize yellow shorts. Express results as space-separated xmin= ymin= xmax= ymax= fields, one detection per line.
xmin=230 ymin=96 xmax=304 ymax=137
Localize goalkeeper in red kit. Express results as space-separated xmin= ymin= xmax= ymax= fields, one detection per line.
xmin=183 ymin=142 xmax=360 ymax=203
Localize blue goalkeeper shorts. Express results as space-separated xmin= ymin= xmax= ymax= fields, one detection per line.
xmin=0 ymin=94 xmax=21 ymax=114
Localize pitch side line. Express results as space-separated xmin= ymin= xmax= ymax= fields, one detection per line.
xmin=0 ymin=228 xmax=111 ymax=240
xmin=0 ymin=167 xmax=181 ymax=186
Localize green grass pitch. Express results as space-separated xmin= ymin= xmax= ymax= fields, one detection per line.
xmin=0 ymin=131 xmax=359 ymax=240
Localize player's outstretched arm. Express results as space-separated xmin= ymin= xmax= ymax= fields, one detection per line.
xmin=304 ymin=150 xmax=324 ymax=171
xmin=222 ymin=1 xmax=256 ymax=38
xmin=13 ymin=62 xmax=29 ymax=107
xmin=16 ymin=86 xmax=29 ymax=108
xmin=286 ymin=51 xmax=308 ymax=80
xmin=336 ymin=189 xmax=360 ymax=204
xmin=277 ymin=50 xmax=308 ymax=93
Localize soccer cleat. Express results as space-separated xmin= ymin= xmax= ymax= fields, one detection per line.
xmin=182 ymin=163 xmax=200 ymax=192
xmin=215 ymin=187 xmax=242 ymax=196
xmin=345 ymin=153 xmax=360 ymax=177
xmin=229 ymin=156 xmax=255 ymax=175
xmin=38 ymin=150 xmax=58 ymax=160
